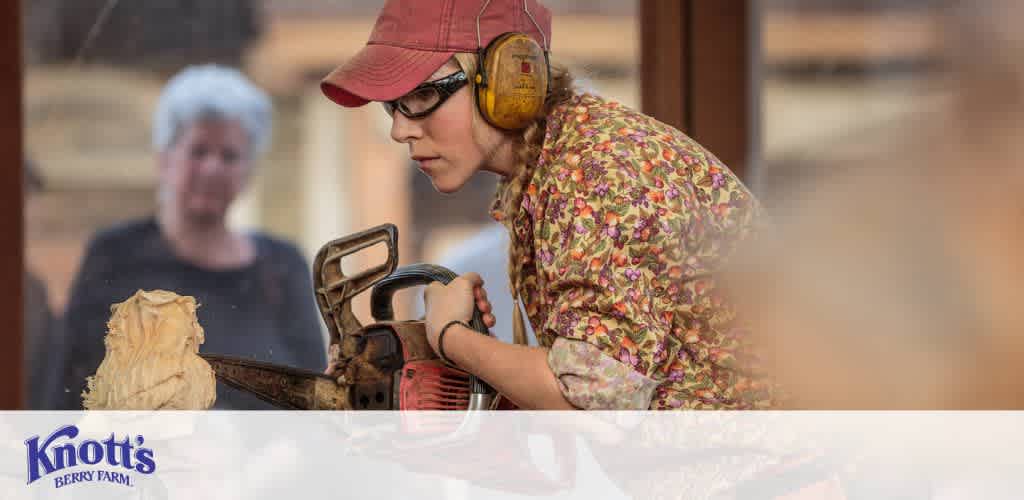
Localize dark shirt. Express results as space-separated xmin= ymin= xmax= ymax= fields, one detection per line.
xmin=24 ymin=271 xmax=59 ymax=410
xmin=60 ymin=217 xmax=326 ymax=410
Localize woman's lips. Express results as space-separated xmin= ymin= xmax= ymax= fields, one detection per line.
xmin=413 ymin=157 xmax=441 ymax=170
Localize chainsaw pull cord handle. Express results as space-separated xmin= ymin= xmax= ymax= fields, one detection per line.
xmin=370 ymin=263 xmax=495 ymax=409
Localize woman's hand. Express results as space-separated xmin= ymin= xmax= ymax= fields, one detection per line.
xmin=325 ymin=343 xmax=343 ymax=380
xmin=422 ymin=272 xmax=496 ymax=353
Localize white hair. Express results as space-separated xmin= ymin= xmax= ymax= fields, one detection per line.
xmin=152 ymin=64 xmax=272 ymax=155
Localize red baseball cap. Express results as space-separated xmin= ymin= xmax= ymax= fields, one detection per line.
xmin=321 ymin=0 xmax=552 ymax=107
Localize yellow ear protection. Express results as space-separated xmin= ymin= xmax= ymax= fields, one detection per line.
xmin=473 ymin=2 xmax=551 ymax=130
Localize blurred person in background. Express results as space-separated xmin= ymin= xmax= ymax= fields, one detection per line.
xmin=59 ymin=65 xmax=326 ymax=410
xmin=321 ymin=0 xmax=774 ymax=410
xmin=23 ymin=158 xmax=60 ymax=410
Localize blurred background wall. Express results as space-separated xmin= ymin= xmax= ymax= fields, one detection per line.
xmin=20 ymin=0 xmax=948 ymax=347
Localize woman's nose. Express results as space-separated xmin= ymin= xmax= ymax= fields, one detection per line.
xmin=389 ymin=112 xmax=424 ymax=144
xmin=197 ymin=153 xmax=224 ymax=176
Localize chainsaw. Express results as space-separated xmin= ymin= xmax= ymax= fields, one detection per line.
xmin=199 ymin=223 xmax=506 ymax=411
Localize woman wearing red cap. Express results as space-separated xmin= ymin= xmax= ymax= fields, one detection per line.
xmin=322 ymin=0 xmax=774 ymax=410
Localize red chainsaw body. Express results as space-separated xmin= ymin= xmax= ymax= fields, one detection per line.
xmin=339 ymin=321 xmax=499 ymax=410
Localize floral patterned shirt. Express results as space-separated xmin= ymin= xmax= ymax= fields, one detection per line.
xmin=490 ymin=92 xmax=774 ymax=410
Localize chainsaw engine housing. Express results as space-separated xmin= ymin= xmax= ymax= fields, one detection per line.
xmin=341 ymin=322 xmax=474 ymax=410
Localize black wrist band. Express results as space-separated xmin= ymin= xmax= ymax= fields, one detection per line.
xmin=438 ymin=320 xmax=468 ymax=366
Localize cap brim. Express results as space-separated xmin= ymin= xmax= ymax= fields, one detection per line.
xmin=321 ymin=44 xmax=454 ymax=107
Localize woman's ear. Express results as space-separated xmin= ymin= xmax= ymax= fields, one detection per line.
xmin=156 ymin=150 xmax=170 ymax=173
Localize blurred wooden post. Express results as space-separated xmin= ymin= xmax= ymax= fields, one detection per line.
xmin=639 ymin=0 xmax=687 ymax=133
xmin=640 ymin=0 xmax=754 ymax=181
xmin=1 ymin=0 xmax=24 ymax=409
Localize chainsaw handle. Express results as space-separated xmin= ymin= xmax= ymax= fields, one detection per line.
xmin=313 ymin=223 xmax=399 ymax=345
xmin=371 ymin=263 xmax=495 ymax=406
xmin=370 ymin=264 xmax=490 ymax=335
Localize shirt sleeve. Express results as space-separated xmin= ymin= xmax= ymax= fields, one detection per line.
xmin=534 ymin=146 xmax=765 ymax=410
xmin=534 ymin=172 xmax=673 ymax=410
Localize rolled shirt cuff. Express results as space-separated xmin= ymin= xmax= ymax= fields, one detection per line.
xmin=547 ymin=337 xmax=659 ymax=410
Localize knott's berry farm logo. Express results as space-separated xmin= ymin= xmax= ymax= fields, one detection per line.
xmin=25 ymin=424 xmax=156 ymax=489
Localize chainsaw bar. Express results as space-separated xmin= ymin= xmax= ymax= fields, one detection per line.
xmin=200 ymin=353 xmax=351 ymax=410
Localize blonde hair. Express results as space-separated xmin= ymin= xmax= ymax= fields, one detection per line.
xmin=451 ymin=52 xmax=574 ymax=297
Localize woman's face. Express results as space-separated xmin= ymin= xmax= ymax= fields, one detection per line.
xmin=389 ymin=61 xmax=505 ymax=193
xmin=159 ymin=119 xmax=251 ymax=224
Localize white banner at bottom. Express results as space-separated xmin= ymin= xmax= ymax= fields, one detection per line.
xmin=2 ymin=411 xmax=1022 ymax=499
